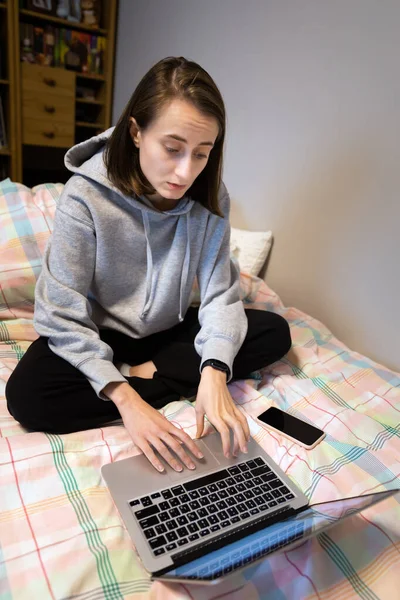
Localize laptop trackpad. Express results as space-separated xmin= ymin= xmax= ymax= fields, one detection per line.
xmin=165 ymin=439 xmax=220 ymax=483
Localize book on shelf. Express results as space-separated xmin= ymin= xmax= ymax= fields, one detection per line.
xmin=0 ymin=96 xmax=7 ymax=149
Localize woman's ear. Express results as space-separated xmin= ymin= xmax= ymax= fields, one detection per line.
xmin=129 ymin=117 xmax=140 ymax=147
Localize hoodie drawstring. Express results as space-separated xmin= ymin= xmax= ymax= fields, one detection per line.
xmin=140 ymin=211 xmax=191 ymax=322
xmin=179 ymin=213 xmax=191 ymax=322
xmin=140 ymin=211 xmax=154 ymax=319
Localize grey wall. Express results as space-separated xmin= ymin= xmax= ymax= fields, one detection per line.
xmin=113 ymin=0 xmax=400 ymax=372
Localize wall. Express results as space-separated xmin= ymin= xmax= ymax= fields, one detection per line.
xmin=113 ymin=0 xmax=400 ymax=372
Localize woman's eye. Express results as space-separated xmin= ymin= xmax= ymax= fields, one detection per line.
xmin=166 ymin=147 xmax=178 ymax=153
xmin=165 ymin=147 xmax=207 ymax=160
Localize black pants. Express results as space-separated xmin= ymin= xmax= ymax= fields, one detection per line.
xmin=5 ymin=307 xmax=291 ymax=434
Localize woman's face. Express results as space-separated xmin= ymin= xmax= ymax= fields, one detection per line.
xmin=129 ymin=98 xmax=219 ymax=205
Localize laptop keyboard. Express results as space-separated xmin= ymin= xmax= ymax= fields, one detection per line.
xmin=129 ymin=456 xmax=296 ymax=557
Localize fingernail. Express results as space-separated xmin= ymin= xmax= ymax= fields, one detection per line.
xmin=243 ymin=446 xmax=248 ymax=453
xmin=176 ymin=465 xmax=183 ymax=472
xmin=189 ymin=463 xmax=196 ymax=470
xmin=197 ymin=452 xmax=204 ymax=459
xmin=157 ymin=465 xmax=164 ymax=472
xmin=225 ymin=453 xmax=231 ymax=459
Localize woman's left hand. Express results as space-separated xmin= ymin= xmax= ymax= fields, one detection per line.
xmin=195 ymin=366 xmax=250 ymax=458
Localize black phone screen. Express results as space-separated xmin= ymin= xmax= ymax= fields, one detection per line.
xmin=257 ymin=407 xmax=324 ymax=446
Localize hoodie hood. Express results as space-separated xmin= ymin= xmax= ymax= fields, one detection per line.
xmin=64 ymin=127 xmax=195 ymax=321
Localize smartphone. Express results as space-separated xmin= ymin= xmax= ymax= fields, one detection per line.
xmin=255 ymin=406 xmax=325 ymax=449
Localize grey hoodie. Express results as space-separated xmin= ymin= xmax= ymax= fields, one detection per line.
xmin=34 ymin=127 xmax=248 ymax=399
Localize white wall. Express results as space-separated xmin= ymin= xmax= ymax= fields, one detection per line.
xmin=113 ymin=0 xmax=400 ymax=372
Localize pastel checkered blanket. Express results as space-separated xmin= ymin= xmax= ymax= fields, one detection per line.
xmin=0 ymin=180 xmax=399 ymax=599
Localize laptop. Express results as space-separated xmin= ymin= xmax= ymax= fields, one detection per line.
xmin=101 ymin=427 xmax=399 ymax=585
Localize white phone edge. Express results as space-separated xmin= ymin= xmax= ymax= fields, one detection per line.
xmin=253 ymin=417 xmax=326 ymax=450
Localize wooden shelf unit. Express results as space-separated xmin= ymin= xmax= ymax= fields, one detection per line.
xmin=3 ymin=0 xmax=117 ymax=185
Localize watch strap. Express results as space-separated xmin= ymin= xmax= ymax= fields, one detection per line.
xmin=201 ymin=358 xmax=230 ymax=379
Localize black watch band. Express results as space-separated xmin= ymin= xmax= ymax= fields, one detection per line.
xmin=201 ymin=359 xmax=230 ymax=379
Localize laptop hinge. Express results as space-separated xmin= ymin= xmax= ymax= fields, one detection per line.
xmin=154 ymin=505 xmax=296 ymax=577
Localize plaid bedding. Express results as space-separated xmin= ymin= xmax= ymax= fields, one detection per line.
xmin=1 ymin=180 xmax=399 ymax=599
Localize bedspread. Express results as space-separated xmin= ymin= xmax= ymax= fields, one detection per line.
xmin=1 ymin=274 xmax=399 ymax=600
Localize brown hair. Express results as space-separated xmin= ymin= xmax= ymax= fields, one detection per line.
xmin=103 ymin=56 xmax=226 ymax=216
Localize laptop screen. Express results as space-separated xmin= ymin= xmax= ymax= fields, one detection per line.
xmin=158 ymin=489 xmax=398 ymax=582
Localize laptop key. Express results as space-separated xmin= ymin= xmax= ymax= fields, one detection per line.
xmin=166 ymin=543 xmax=177 ymax=551
xmin=177 ymin=527 xmax=188 ymax=538
xmin=263 ymin=492 xmax=273 ymax=502
xmin=129 ymin=499 xmax=140 ymax=507
xmin=172 ymin=485 xmax=185 ymax=496
xmin=177 ymin=538 xmax=188 ymax=546
xmin=231 ymin=516 xmax=240 ymax=523
xmin=218 ymin=510 xmax=229 ymax=521
xmin=246 ymin=460 xmax=257 ymax=469
xmin=226 ymin=497 xmax=236 ymax=506
xmin=208 ymin=514 xmax=218 ymax=525
xmin=287 ymin=493 xmax=295 ymax=500
xmin=198 ymin=518 xmax=208 ymax=529
xmin=253 ymin=486 xmax=262 ymax=496
xmin=280 ymin=486 xmax=290 ymax=495
xmin=268 ymin=500 xmax=278 ymax=508
xmin=226 ymin=477 xmax=235 ymax=486
xmin=240 ymin=512 xmax=250 ymax=520
xmin=255 ymin=496 xmax=265 ymax=506
xmin=135 ymin=505 xmax=159 ymax=520
xmin=259 ymin=504 xmax=268 ymax=511
xmin=200 ymin=497 xmax=210 ymax=506
xmin=272 ymin=489 xmax=282 ymax=499
xmin=254 ymin=457 xmax=265 ymax=466
xmin=188 ymin=522 xmax=199 ymax=533
xmin=243 ymin=472 xmax=253 ymax=480
xmin=159 ymin=511 xmax=169 ymax=522
xmin=236 ymin=493 xmax=245 ymax=503
xmin=169 ymin=508 xmax=180 ymax=518
xmin=250 ymin=508 xmax=259 ymax=515
xmin=170 ymin=498 xmax=180 ymax=507
xmin=177 ymin=516 xmax=188 ymax=526
xmin=161 ymin=489 xmax=173 ymax=499
xmin=228 ymin=507 xmax=238 ymax=517
xmin=141 ymin=496 xmax=152 ymax=507
xmin=216 ymin=500 xmax=227 ymax=510
xmin=159 ymin=501 xmax=170 ymax=511
xmin=218 ymin=490 xmax=228 ymax=499
xmin=216 ymin=519 xmax=228 ymax=528
xmin=234 ymin=474 xmax=244 ymax=483
xmin=149 ymin=535 xmax=166 ymax=549
xmin=244 ymin=491 xmax=253 ymax=500
xmin=228 ymin=466 xmax=240 ymax=475
xmin=144 ymin=527 xmax=156 ymax=539
xmin=239 ymin=463 xmax=249 ymax=472
xmin=139 ymin=516 xmax=159 ymax=529
xmin=180 ymin=504 xmax=190 ymax=514
xmin=245 ymin=500 xmax=256 ymax=509
xmin=166 ymin=519 xmax=178 ymax=530
xmin=189 ymin=533 xmax=200 ymax=542
xmin=151 ymin=492 xmax=161 ymax=499
xmin=155 ymin=524 xmax=167 ymax=534
xmin=227 ymin=486 xmax=236 ymax=496
xmin=277 ymin=497 xmax=287 ymax=504
xmin=198 ymin=508 xmax=208 ymax=518
xmin=199 ymin=487 xmax=208 ymax=496
xmin=270 ymin=479 xmax=283 ymax=489
xmin=236 ymin=483 xmax=246 ymax=493
xmin=261 ymin=472 xmax=276 ymax=483
xmin=208 ymin=505 xmax=218 ymax=514
xmin=209 ymin=493 xmax=219 ymax=503
xmin=261 ymin=483 xmax=271 ymax=492
xmin=211 ymin=524 xmax=220 ymax=532
xmin=253 ymin=477 xmax=263 ymax=486
xmin=188 ymin=512 xmax=198 ymax=522
xmin=154 ymin=547 xmax=165 ymax=556
xmin=189 ymin=500 xmax=200 ymax=510
xmin=200 ymin=528 xmax=210 ymax=537
xmin=245 ymin=480 xmax=255 ymax=489
xmin=179 ymin=493 xmax=190 ymax=503
xmin=237 ymin=503 xmax=247 ymax=513
xmin=208 ymin=483 xmax=218 ymax=492
xmin=253 ymin=465 xmax=271 ymax=477
xmin=166 ymin=531 xmax=178 ymax=542
xmin=189 ymin=490 xmax=199 ymax=499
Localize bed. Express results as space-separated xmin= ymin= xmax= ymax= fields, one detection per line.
xmin=1 ymin=179 xmax=399 ymax=600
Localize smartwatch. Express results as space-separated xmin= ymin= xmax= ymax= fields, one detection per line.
xmin=201 ymin=359 xmax=230 ymax=379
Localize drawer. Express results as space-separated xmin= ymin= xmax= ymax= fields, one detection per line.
xmin=22 ymin=63 xmax=76 ymax=98
xmin=22 ymin=117 xmax=74 ymax=148
xmin=22 ymin=89 xmax=75 ymax=124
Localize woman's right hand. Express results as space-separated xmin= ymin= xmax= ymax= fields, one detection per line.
xmin=103 ymin=382 xmax=204 ymax=472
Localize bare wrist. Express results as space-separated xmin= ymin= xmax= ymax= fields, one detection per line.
xmin=103 ymin=381 xmax=141 ymax=408
xmin=201 ymin=366 xmax=227 ymax=381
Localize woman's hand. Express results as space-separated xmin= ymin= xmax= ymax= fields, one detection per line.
xmin=104 ymin=382 xmax=204 ymax=472
xmin=195 ymin=367 xmax=250 ymax=458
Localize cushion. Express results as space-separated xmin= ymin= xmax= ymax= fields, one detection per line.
xmin=0 ymin=178 xmax=61 ymax=320
xmin=230 ymin=227 xmax=273 ymax=276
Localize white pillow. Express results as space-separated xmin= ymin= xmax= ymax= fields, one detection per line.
xmin=230 ymin=227 xmax=273 ymax=276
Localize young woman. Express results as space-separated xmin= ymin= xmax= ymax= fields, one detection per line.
xmin=6 ymin=56 xmax=291 ymax=473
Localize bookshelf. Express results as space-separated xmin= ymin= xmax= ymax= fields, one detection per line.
xmin=0 ymin=0 xmax=18 ymax=180
xmin=7 ymin=0 xmax=118 ymax=186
